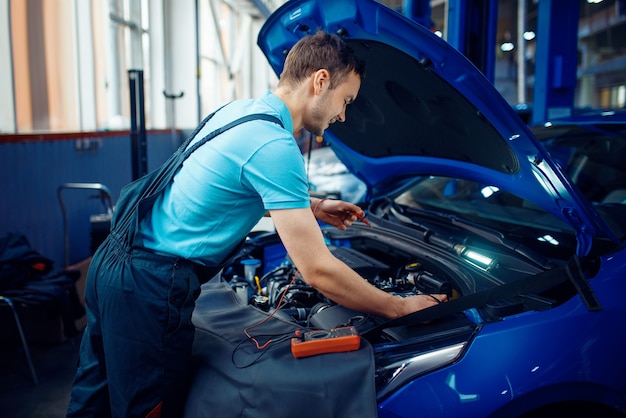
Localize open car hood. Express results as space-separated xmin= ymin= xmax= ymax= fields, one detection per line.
xmin=257 ymin=0 xmax=617 ymax=254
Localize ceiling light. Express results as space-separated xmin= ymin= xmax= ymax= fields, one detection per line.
xmin=500 ymin=42 xmax=515 ymax=52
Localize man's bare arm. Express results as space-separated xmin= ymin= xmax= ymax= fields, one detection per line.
xmin=269 ymin=207 xmax=446 ymax=319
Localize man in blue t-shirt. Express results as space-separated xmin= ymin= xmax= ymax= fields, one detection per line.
xmin=67 ymin=31 xmax=447 ymax=417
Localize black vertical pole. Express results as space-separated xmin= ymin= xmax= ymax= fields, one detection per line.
xmin=129 ymin=69 xmax=148 ymax=180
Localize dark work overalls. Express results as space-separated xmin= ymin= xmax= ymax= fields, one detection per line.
xmin=66 ymin=111 xmax=282 ymax=418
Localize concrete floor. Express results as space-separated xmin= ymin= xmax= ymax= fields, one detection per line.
xmin=0 ymin=335 xmax=80 ymax=417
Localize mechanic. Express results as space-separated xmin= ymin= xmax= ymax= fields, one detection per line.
xmin=66 ymin=30 xmax=447 ymax=418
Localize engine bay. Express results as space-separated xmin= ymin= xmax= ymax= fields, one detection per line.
xmin=251 ymin=244 xmax=454 ymax=328
xmin=219 ymin=227 xmax=484 ymax=341
xmin=217 ymin=219 xmax=584 ymax=347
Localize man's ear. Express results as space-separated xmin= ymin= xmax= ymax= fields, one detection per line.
xmin=312 ymin=69 xmax=330 ymax=95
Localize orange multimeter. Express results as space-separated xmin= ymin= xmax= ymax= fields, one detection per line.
xmin=291 ymin=326 xmax=361 ymax=358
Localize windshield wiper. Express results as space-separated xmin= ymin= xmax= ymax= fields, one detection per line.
xmin=391 ymin=203 xmax=556 ymax=269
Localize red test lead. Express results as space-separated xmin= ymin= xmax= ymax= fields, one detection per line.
xmin=355 ymin=211 xmax=372 ymax=227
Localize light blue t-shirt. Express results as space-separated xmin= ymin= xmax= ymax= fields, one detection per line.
xmin=141 ymin=91 xmax=310 ymax=264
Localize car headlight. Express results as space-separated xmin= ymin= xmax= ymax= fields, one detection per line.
xmin=376 ymin=342 xmax=466 ymax=399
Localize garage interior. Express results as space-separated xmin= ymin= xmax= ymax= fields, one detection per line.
xmin=1 ymin=0 xmax=625 ymax=417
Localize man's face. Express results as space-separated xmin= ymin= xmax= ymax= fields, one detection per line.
xmin=304 ymin=71 xmax=361 ymax=137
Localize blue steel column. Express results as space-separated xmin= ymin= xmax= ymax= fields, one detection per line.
xmin=403 ymin=0 xmax=435 ymax=29
xmin=532 ymin=0 xmax=579 ymax=124
xmin=446 ymin=0 xmax=498 ymax=83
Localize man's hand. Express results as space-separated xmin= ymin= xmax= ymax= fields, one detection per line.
xmin=312 ymin=198 xmax=365 ymax=230
xmin=397 ymin=293 xmax=449 ymax=318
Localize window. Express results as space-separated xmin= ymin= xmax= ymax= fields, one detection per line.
xmin=2 ymin=0 xmax=150 ymax=133
xmin=0 ymin=0 xmax=272 ymax=135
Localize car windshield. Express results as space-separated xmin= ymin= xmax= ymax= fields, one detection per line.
xmin=531 ymin=122 xmax=626 ymax=205
xmin=392 ymin=121 xmax=626 ymax=257
xmin=395 ymin=175 xmax=572 ymax=229
xmin=391 ymin=175 xmax=600 ymax=260
xmin=533 ymin=121 xmax=626 ymax=242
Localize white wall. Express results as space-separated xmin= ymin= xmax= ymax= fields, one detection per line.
xmin=164 ymin=0 xmax=278 ymax=130
xmin=148 ymin=0 xmax=167 ymax=130
xmin=164 ymin=0 xmax=199 ymax=128
xmin=0 ymin=0 xmax=16 ymax=133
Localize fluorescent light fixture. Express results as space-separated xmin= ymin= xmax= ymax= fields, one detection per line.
xmin=463 ymin=249 xmax=495 ymax=270
xmin=453 ymin=244 xmax=496 ymax=271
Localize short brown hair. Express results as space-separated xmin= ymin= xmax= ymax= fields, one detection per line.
xmin=279 ymin=31 xmax=365 ymax=89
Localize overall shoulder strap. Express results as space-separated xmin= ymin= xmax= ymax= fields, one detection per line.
xmin=176 ymin=104 xmax=226 ymax=152
xmin=182 ymin=113 xmax=283 ymax=160
xmin=113 ymin=112 xmax=284 ymax=236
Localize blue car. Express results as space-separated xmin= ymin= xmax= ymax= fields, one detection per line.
xmin=184 ymin=1 xmax=626 ymax=417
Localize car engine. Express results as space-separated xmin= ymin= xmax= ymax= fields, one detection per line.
xmin=222 ymin=232 xmax=459 ymax=333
